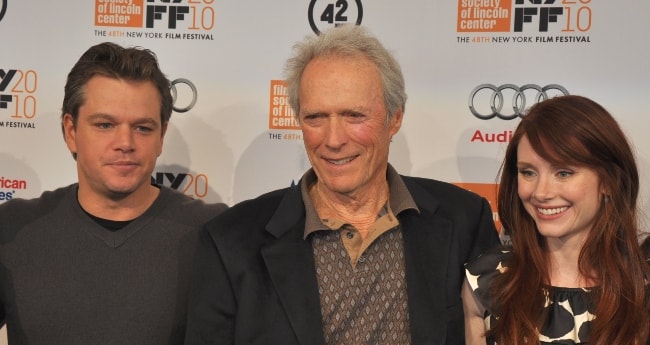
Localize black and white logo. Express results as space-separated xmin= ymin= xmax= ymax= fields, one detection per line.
xmin=171 ymin=78 xmax=198 ymax=113
xmin=308 ymin=0 xmax=363 ymax=35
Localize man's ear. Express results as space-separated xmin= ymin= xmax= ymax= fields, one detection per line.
xmin=157 ymin=121 xmax=169 ymax=157
xmin=161 ymin=121 xmax=168 ymax=138
xmin=389 ymin=109 xmax=403 ymax=137
xmin=62 ymin=114 xmax=77 ymax=156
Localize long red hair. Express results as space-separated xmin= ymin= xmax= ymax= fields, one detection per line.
xmin=491 ymin=95 xmax=649 ymax=345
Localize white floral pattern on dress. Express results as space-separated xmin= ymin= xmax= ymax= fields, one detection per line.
xmin=465 ymin=246 xmax=595 ymax=345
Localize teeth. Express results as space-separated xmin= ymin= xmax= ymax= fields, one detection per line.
xmin=328 ymin=157 xmax=355 ymax=165
xmin=538 ymin=207 xmax=567 ymax=215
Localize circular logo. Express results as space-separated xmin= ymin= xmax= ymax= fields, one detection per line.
xmin=308 ymin=0 xmax=363 ymax=35
xmin=468 ymin=84 xmax=569 ymax=120
xmin=170 ymin=78 xmax=197 ymax=113
xmin=0 ymin=0 xmax=7 ymax=22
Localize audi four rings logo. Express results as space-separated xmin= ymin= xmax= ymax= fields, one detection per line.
xmin=468 ymin=84 xmax=570 ymax=120
xmin=170 ymin=78 xmax=197 ymax=113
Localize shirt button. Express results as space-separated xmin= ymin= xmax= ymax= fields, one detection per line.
xmin=358 ymin=256 xmax=366 ymax=263
xmin=346 ymin=232 xmax=354 ymax=239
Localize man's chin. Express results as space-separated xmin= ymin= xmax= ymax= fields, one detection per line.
xmin=104 ymin=184 xmax=141 ymax=200
xmin=320 ymin=180 xmax=359 ymax=196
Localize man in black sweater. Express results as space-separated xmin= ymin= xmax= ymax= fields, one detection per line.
xmin=0 ymin=42 xmax=226 ymax=345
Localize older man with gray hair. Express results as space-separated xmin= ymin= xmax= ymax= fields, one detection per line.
xmin=185 ymin=25 xmax=498 ymax=345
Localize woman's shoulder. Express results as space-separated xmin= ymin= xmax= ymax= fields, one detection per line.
xmin=467 ymin=245 xmax=512 ymax=277
xmin=464 ymin=245 xmax=512 ymax=317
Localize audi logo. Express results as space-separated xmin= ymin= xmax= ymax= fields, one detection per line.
xmin=171 ymin=78 xmax=198 ymax=113
xmin=468 ymin=84 xmax=569 ymax=120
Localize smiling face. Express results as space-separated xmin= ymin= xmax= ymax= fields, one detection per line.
xmin=516 ymin=135 xmax=604 ymax=247
xmin=298 ymin=54 xmax=402 ymax=198
xmin=63 ymin=75 xmax=166 ymax=205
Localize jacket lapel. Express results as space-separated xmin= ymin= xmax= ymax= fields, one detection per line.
xmin=258 ymin=178 xmax=456 ymax=344
xmin=261 ymin=184 xmax=326 ymax=345
xmin=402 ymin=179 xmax=454 ymax=343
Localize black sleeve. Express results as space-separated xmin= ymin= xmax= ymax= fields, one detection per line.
xmin=184 ymin=226 xmax=236 ymax=345
xmin=468 ymin=197 xmax=501 ymax=263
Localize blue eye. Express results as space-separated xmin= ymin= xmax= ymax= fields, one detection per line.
xmin=518 ymin=169 xmax=535 ymax=177
xmin=135 ymin=126 xmax=153 ymax=133
xmin=97 ymin=123 xmax=113 ymax=129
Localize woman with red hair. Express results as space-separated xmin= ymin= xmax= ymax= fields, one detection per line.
xmin=462 ymin=95 xmax=650 ymax=345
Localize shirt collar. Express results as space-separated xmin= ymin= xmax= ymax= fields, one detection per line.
xmin=301 ymin=164 xmax=419 ymax=239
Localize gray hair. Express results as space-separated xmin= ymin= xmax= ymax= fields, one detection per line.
xmin=283 ymin=25 xmax=407 ymax=124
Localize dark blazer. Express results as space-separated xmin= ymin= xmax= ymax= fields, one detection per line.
xmin=185 ymin=175 xmax=499 ymax=345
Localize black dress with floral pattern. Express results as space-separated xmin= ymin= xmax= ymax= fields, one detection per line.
xmin=465 ymin=245 xmax=596 ymax=345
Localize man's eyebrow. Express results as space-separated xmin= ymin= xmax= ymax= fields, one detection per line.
xmin=132 ymin=117 xmax=160 ymax=126
xmin=86 ymin=113 xmax=160 ymax=127
xmin=86 ymin=113 xmax=114 ymax=121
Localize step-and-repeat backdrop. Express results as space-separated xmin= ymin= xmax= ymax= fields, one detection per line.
xmin=1 ymin=0 xmax=649 ymax=341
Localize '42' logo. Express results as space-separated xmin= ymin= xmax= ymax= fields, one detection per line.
xmin=308 ymin=0 xmax=363 ymax=35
